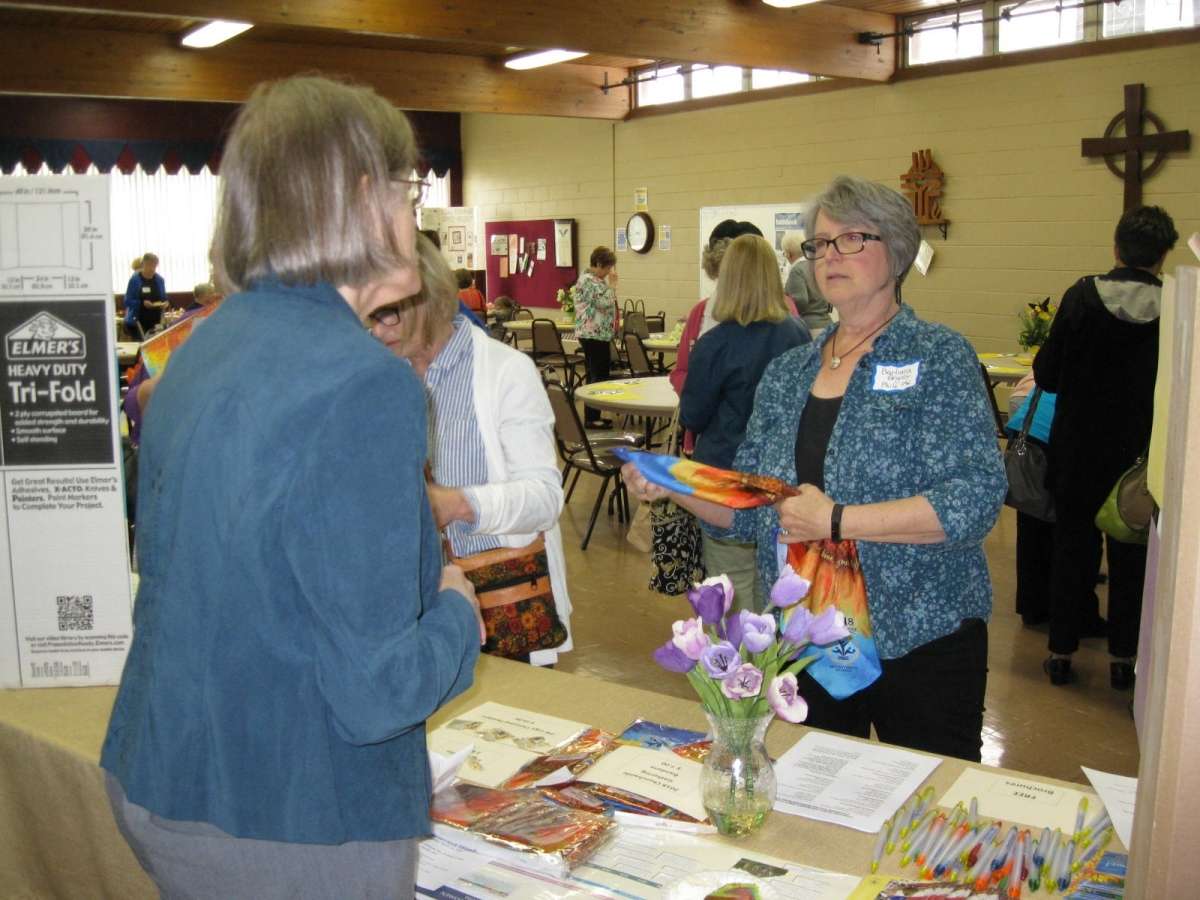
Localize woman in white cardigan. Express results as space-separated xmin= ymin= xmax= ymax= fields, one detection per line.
xmin=369 ymin=235 xmax=571 ymax=665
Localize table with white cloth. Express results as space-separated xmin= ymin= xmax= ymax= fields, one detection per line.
xmin=0 ymin=656 xmax=1124 ymax=898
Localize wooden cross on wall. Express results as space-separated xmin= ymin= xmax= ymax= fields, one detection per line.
xmin=1081 ymin=83 xmax=1190 ymax=211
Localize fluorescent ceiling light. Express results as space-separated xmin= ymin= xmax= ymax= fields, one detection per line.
xmin=762 ymin=0 xmax=823 ymax=7
xmin=181 ymin=20 xmax=253 ymax=48
xmin=504 ymin=49 xmax=587 ymax=70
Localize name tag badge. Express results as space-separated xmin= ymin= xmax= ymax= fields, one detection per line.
xmin=872 ymin=362 xmax=920 ymax=392
xmin=141 ymin=286 xmax=152 ymax=295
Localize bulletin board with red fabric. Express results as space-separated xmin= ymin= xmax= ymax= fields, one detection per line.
xmin=483 ymin=218 xmax=576 ymax=309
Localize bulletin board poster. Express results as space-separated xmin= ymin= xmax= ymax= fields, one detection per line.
xmin=419 ymin=206 xmax=485 ymax=272
xmin=699 ymin=202 xmax=810 ymax=300
xmin=483 ymin=218 xmax=577 ymax=309
xmin=0 ymin=174 xmax=133 ymax=689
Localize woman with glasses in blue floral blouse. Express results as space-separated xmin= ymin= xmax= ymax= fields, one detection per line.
xmin=626 ymin=176 xmax=1005 ymax=762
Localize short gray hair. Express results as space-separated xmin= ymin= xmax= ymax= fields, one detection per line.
xmin=804 ymin=176 xmax=920 ymax=289
xmin=381 ymin=234 xmax=459 ymax=354
xmin=779 ymin=231 xmax=806 ymax=258
xmin=212 ymin=75 xmax=418 ymax=293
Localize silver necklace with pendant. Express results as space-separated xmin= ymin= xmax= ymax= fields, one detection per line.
xmin=829 ymin=310 xmax=899 ymax=369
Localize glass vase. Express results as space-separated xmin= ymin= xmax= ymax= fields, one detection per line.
xmin=701 ymin=711 xmax=776 ymax=836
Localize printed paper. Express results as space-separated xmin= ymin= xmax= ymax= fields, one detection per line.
xmin=938 ymin=767 xmax=1091 ymax=833
xmin=576 ymin=745 xmax=706 ymax=821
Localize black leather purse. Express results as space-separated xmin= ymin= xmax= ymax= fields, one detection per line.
xmin=1004 ymin=388 xmax=1055 ymax=522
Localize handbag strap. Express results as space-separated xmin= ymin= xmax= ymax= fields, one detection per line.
xmin=1011 ymin=387 xmax=1041 ymax=451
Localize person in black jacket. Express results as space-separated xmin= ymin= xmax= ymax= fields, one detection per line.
xmin=1033 ymin=205 xmax=1177 ymax=690
xmin=681 ymin=234 xmax=810 ymax=612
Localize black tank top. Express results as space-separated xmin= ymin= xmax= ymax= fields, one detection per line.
xmin=793 ymin=394 xmax=843 ymax=492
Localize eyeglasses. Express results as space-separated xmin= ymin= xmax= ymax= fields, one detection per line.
xmin=801 ymin=231 xmax=882 ymax=261
xmin=367 ymin=304 xmax=404 ymax=328
xmin=398 ymin=178 xmax=428 ymax=209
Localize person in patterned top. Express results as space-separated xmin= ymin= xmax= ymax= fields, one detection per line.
xmin=625 ymin=176 xmax=1006 ymax=762
xmin=573 ymin=246 xmax=619 ymax=428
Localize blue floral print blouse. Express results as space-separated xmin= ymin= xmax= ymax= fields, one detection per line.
xmin=724 ymin=305 xmax=1006 ymax=659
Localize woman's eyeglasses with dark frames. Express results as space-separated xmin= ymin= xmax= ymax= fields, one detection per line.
xmin=801 ymin=232 xmax=882 ymax=260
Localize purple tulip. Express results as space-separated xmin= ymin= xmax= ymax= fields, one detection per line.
xmin=768 ymin=673 xmax=809 ymax=723
xmin=780 ymin=606 xmax=815 ymax=645
xmin=653 ymin=639 xmax=697 ymax=673
xmin=807 ymin=607 xmax=850 ymax=646
xmin=738 ymin=612 xmax=778 ymax=654
xmin=687 ymin=575 xmax=734 ymax=625
xmin=768 ymin=564 xmax=812 ymax=609
xmin=700 ymin=641 xmax=741 ymax=679
xmin=671 ymin=617 xmax=710 ymax=660
xmin=720 ymin=663 xmax=764 ymax=700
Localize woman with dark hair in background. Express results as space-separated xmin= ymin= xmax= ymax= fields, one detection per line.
xmin=573 ymin=245 xmax=619 ymax=428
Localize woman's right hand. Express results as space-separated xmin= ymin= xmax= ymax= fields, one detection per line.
xmin=622 ymin=462 xmax=668 ymax=503
xmin=440 ymin=564 xmax=486 ymax=645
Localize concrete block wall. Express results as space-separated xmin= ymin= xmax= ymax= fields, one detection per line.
xmin=464 ymin=42 xmax=1199 ymax=349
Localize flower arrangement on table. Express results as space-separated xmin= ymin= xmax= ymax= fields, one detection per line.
xmin=1018 ymin=297 xmax=1055 ymax=351
xmin=651 ymin=569 xmax=851 ymax=836
xmin=653 ymin=570 xmax=849 ymax=722
xmin=555 ymin=286 xmax=576 ymax=317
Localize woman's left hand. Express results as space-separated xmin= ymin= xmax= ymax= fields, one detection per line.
xmin=428 ymin=484 xmax=475 ymax=529
xmin=775 ymin=485 xmax=836 ymax=543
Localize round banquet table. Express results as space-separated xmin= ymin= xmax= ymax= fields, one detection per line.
xmin=502 ymin=317 xmax=576 ymax=334
xmin=574 ymin=376 xmax=679 ymax=418
xmin=978 ymin=351 xmax=1033 ymax=384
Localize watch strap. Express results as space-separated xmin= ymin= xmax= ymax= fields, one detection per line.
xmin=830 ymin=503 xmax=845 ymax=543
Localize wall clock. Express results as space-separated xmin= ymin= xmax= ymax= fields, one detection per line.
xmin=626 ymin=212 xmax=654 ymax=254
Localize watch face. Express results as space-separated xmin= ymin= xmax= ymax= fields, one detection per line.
xmin=627 ymin=214 xmax=652 ymax=253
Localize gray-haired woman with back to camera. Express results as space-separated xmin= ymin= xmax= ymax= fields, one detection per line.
xmin=100 ymin=76 xmax=483 ymax=898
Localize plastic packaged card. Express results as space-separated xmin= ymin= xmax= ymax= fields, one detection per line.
xmin=499 ymin=727 xmax=616 ymax=790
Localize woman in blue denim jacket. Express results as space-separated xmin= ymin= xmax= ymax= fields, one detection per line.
xmin=100 ymin=77 xmax=483 ymax=898
xmin=626 ymin=177 xmax=1005 ymax=761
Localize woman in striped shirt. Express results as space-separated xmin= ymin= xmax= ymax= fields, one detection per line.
xmin=369 ymin=234 xmax=572 ymax=665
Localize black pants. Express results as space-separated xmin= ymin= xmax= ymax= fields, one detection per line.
xmin=579 ymin=338 xmax=611 ymax=425
xmin=1049 ymin=507 xmax=1146 ymax=657
xmin=1016 ymin=511 xmax=1102 ymax=626
xmin=795 ymin=619 xmax=988 ymax=763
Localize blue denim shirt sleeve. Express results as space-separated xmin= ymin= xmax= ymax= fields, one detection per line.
xmin=283 ymin=367 xmax=480 ymax=746
xmin=913 ymin=329 xmax=1008 ymax=548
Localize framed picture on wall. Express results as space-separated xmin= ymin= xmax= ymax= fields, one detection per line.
xmin=491 ymin=234 xmax=508 ymax=256
xmin=554 ymin=219 xmax=574 ymax=268
xmin=448 ymin=226 xmax=467 ymax=251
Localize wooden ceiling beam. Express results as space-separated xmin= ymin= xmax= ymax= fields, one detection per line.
xmin=0 ymin=1 xmax=897 ymax=81
xmin=0 ymin=24 xmax=631 ymax=118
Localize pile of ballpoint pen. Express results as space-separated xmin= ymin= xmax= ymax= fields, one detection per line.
xmin=870 ymin=789 xmax=1117 ymax=897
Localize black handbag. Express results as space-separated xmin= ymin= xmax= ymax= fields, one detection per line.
xmin=1004 ymin=388 xmax=1055 ymax=522
xmin=648 ymin=499 xmax=706 ymax=595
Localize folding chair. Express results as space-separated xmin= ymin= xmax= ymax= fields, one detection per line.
xmin=530 ymin=319 xmax=585 ymax=392
xmin=980 ymin=363 xmax=1007 ymax=440
xmin=623 ymin=332 xmax=655 ymax=378
xmin=623 ymin=311 xmax=649 ymax=340
xmin=544 ymin=379 xmax=640 ymax=550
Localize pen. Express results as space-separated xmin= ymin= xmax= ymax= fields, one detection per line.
xmin=964 ymin=821 xmax=1000 ymax=868
xmin=1074 ymin=826 xmax=1113 ymax=872
xmin=1073 ymin=796 xmax=1089 ymax=841
xmin=1022 ymin=826 xmax=1035 ymax=885
xmin=1048 ymin=830 xmax=1070 ymax=893
xmin=887 ymin=802 xmax=907 ymax=853
xmin=972 ymin=840 xmax=1002 ymax=892
xmin=915 ymin=813 xmax=946 ymax=868
xmin=932 ymin=823 xmax=975 ymax=878
xmin=968 ymin=796 xmax=979 ymax=829
xmin=1056 ymin=837 xmax=1076 ymax=892
xmin=1078 ymin=810 xmax=1111 ymax=845
xmin=991 ymin=825 xmax=1018 ymax=871
xmin=923 ymin=808 xmax=963 ymax=877
xmin=870 ymin=820 xmax=888 ymax=874
xmin=901 ymin=808 xmax=934 ymax=856
xmin=1032 ymin=825 xmax=1052 ymax=868
xmin=1041 ymin=828 xmax=1062 ymax=880
xmin=909 ymin=785 xmax=934 ymax=831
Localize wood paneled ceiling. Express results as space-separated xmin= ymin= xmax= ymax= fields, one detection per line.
xmin=0 ymin=1 xmax=908 ymax=119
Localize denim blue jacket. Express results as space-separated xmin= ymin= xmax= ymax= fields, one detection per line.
xmin=726 ymin=305 xmax=1006 ymax=658
xmin=101 ymin=280 xmax=480 ymax=844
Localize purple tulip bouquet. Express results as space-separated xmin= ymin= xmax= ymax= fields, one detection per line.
xmin=652 ymin=568 xmax=850 ymax=722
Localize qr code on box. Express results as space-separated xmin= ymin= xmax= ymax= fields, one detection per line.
xmin=57 ymin=595 xmax=93 ymax=631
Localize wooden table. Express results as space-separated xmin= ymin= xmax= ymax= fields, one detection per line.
xmin=0 ymin=657 xmax=1122 ymax=898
